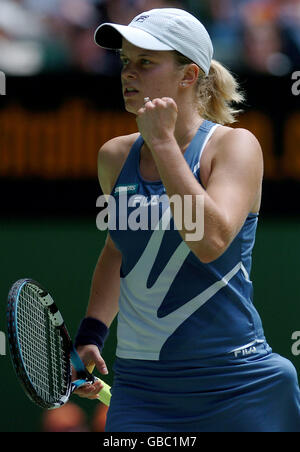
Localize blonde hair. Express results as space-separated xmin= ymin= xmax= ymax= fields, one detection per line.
xmin=174 ymin=52 xmax=245 ymax=125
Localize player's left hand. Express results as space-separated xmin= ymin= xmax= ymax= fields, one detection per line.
xmin=72 ymin=344 xmax=106 ymax=400
xmin=136 ymin=97 xmax=178 ymax=150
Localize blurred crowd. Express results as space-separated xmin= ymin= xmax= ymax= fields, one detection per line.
xmin=0 ymin=0 xmax=299 ymax=76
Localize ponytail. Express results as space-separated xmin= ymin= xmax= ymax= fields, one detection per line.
xmin=197 ymin=59 xmax=245 ymax=125
xmin=174 ymin=52 xmax=245 ymax=125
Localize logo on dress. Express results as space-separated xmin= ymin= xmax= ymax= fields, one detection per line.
xmin=114 ymin=184 xmax=139 ymax=196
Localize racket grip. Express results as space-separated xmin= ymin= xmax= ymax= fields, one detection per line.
xmin=96 ymin=378 xmax=111 ymax=406
xmin=86 ymin=363 xmax=111 ymax=406
xmin=86 ymin=363 xmax=95 ymax=374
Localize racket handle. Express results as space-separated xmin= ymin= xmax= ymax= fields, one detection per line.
xmin=86 ymin=363 xmax=111 ymax=407
xmin=86 ymin=363 xmax=95 ymax=374
xmin=96 ymin=378 xmax=111 ymax=406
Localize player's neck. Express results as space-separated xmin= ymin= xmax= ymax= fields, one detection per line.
xmin=174 ymin=111 xmax=204 ymax=152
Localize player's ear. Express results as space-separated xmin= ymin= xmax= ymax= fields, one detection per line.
xmin=180 ymin=63 xmax=200 ymax=89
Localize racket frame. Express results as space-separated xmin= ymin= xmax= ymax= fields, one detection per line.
xmin=6 ymin=278 xmax=94 ymax=409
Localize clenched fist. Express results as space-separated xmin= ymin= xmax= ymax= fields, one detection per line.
xmin=136 ymin=97 xmax=178 ymax=150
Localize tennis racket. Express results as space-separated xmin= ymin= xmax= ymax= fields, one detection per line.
xmin=6 ymin=278 xmax=111 ymax=409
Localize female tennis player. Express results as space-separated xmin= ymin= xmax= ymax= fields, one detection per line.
xmin=74 ymin=8 xmax=300 ymax=432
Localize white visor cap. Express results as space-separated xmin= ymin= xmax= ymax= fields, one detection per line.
xmin=94 ymin=8 xmax=213 ymax=75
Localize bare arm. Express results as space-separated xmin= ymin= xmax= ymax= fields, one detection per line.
xmin=83 ymin=137 xmax=127 ymax=329
xmin=85 ymin=232 xmax=121 ymax=327
xmin=85 ymin=133 xmax=140 ymax=325
xmin=137 ymin=98 xmax=263 ymax=263
xmin=151 ymin=128 xmax=262 ymax=262
xmin=75 ymin=137 xmax=130 ymax=398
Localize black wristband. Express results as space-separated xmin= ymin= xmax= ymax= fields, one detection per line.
xmin=74 ymin=317 xmax=109 ymax=353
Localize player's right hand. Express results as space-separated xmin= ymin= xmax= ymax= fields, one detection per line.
xmin=73 ymin=344 xmax=108 ymax=399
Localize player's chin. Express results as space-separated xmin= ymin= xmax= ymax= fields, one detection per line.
xmin=123 ymin=98 xmax=140 ymax=115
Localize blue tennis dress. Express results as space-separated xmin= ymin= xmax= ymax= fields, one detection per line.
xmin=105 ymin=120 xmax=300 ymax=432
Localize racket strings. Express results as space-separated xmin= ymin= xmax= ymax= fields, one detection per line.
xmin=17 ymin=284 xmax=68 ymax=403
